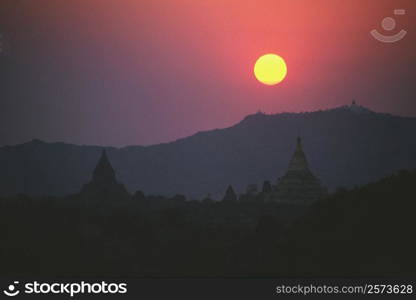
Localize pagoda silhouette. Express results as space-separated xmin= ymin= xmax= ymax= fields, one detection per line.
xmin=271 ymin=137 xmax=327 ymax=203
xmin=80 ymin=149 xmax=129 ymax=203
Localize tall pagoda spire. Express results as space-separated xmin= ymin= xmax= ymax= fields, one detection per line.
xmin=80 ymin=149 xmax=129 ymax=200
xmin=287 ymin=136 xmax=309 ymax=172
xmin=92 ymin=149 xmax=116 ymax=184
xmin=272 ymin=136 xmax=327 ymax=204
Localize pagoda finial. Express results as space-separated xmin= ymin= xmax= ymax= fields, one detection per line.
xmin=297 ymin=136 xmax=302 ymax=150
xmin=287 ymin=136 xmax=309 ymax=172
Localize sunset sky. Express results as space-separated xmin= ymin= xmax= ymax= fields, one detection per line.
xmin=1 ymin=0 xmax=415 ymax=146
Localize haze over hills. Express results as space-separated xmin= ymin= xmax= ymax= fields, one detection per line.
xmin=1 ymin=103 xmax=416 ymax=198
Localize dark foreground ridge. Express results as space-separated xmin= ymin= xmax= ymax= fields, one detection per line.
xmin=1 ymin=159 xmax=415 ymax=276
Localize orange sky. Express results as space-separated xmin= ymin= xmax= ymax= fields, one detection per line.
xmin=1 ymin=0 xmax=415 ymax=146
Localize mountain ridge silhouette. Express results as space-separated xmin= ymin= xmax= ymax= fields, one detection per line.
xmin=1 ymin=104 xmax=415 ymax=198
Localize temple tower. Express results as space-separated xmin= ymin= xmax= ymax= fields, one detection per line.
xmin=92 ymin=150 xmax=116 ymax=185
xmin=80 ymin=149 xmax=129 ymax=202
xmin=272 ymin=137 xmax=327 ymax=204
xmin=287 ymin=137 xmax=309 ymax=172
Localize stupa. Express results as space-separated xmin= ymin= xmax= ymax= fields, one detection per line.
xmin=272 ymin=137 xmax=327 ymax=204
xmin=80 ymin=149 xmax=129 ymax=202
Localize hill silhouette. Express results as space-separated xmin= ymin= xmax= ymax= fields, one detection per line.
xmin=1 ymin=104 xmax=416 ymax=197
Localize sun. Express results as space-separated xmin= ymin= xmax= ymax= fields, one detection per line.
xmin=254 ymin=54 xmax=287 ymax=86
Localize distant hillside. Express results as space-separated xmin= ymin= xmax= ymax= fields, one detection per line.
xmin=1 ymin=104 xmax=416 ymax=198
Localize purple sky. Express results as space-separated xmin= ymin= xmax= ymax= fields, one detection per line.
xmin=1 ymin=0 xmax=415 ymax=146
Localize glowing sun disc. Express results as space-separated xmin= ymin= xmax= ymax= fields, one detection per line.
xmin=254 ymin=54 xmax=287 ymax=85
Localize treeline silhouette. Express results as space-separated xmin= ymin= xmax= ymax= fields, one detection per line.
xmin=0 ymin=169 xmax=415 ymax=277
